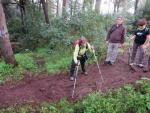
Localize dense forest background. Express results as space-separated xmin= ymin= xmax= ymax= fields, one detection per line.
xmin=1 ymin=0 xmax=150 ymax=51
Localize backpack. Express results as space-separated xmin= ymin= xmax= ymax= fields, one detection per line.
xmin=71 ymin=39 xmax=81 ymax=48
xmin=71 ymin=39 xmax=88 ymax=50
xmin=109 ymin=24 xmax=123 ymax=35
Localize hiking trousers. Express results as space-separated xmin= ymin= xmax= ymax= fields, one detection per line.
xmin=130 ymin=42 xmax=144 ymax=64
xmin=70 ymin=54 xmax=87 ymax=77
xmin=106 ymin=43 xmax=119 ymax=63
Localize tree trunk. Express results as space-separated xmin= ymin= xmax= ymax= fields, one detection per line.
xmin=56 ymin=0 xmax=62 ymax=16
xmin=73 ymin=0 xmax=77 ymax=15
xmin=76 ymin=0 xmax=84 ymax=13
xmin=0 ymin=0 xmax=16 ymax=66
xmin=95 ymin=0 xmax=101 ymax=13
xmin=113 ymin=0 xmax=121 ymax=13
xmin=113 ymin=0 xmax=117 ymax=13
xmin=38 ymin=0 xmax=42 ymax=11
xmin=82 ymin=0 xmax=85 ymax=11
xmin=134 ymin=0 xmax=139 ymax=15
xmin=56 ymin=0 xmax=59 ymax=15
xmin=137 ymin=0 xmax=147 ymax=11
xmin=19 ymin=0 xmax=26 ymax=25
xmin=70 ymin=0 xmax=73 ymax=16
xmin=62 ymin=0 xmax=67 ymax=15
xmin=62 ymin=0 xmax=70 ymax=19
xmin=116 ymin=1 xmax=120 ymax=12
xmin=41 ymin=0 xmax=49 ymax=24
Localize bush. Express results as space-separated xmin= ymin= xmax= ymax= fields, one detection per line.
xmin=8 ymin=8 xmax=112 ymax=52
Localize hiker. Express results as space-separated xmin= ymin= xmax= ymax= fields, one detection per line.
xmin=130 ymin=18 xmax=150 ymax=68
xmin=104 ymin=16 xmax=125 ymax=65
xmin=69 ymin=36 xmax=95 ymax=81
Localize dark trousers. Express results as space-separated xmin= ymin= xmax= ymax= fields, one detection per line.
xmin=70 ymin=54 xmax=87 ymax=77
xmin=130 ymin=42 xmax=144 ymax=64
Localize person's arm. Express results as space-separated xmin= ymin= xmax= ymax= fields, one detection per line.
xmin=142 ymin=29 xmax=150 ymax=48
xmin=142 ymin=35 xmax=150 ymax=48
xmin=106 ymin=28 xmax=111 ymax=42
xmin=147 ymin=35 xmax=150 ymax=39
xmin=128 ymin=35 xmax=136 ymax=47
xmin=130 ymin=29 xmax=137 ymax=41
xmin=120 ymin=28 xmax=126 ymax=44
xmin=130 ymin=35 xmax=136 ymax=40
xmin=73 ymin=44 xmax=80 ymax=64
xmin=87 ymin=42 xmax=95 ymax=53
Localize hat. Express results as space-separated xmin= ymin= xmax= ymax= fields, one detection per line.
xmin=80 ymin=36 xmax=87 ymax=44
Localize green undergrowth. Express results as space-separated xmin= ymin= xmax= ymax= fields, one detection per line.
xmin=1 ymin=78 xmax=150 ymax=113
xmin=0 ymin=52 xmax=37 ymax=83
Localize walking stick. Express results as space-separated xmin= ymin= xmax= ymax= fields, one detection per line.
xmin=93 ymin=52 xmax=104 ymax=83
xmin=71 ymin=64 xmax=79 ymax=98
xmin=128 ymin=37 xmax=137 ymax=71
xmin=128 ymin=39 xmax=131 ymax=65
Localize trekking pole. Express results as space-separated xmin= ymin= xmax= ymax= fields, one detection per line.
xmin=128 ymin=37 xmax=132 ymax=65
xmin=71 ymin=64 xmax=79 ymax=98
xmin=93 ymin=52 xmax=104 ymax=83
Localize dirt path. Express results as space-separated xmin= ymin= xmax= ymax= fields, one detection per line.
xmin=0 ymin=52 xmax=150 ymax=107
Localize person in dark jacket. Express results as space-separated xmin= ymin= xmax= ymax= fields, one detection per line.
xmin=130 ymin=18 xmax=150 ymax=68
xmin=104 ymin=16 xmax=125 ymax=65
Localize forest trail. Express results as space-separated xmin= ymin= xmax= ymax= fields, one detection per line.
xmin=0 ymin=50 xmax=150 ymax=108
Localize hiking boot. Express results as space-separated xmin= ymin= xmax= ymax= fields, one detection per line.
xmin=103 ymin=61 xmax=109 ymax=65
xmin=143 ymin=67 xmax=150 ymax=73
xmin=69 ymin=77 xmax=74 ymax=81
xmin=137 ymin=64 xmax=144 ymax=68
xmin=129 ymin=63 xmax=136 ymax=66
xmin=82 ymin=71 xmax=88 ymax=75
xmin=108 ymin=61 xmax=113 ymax=65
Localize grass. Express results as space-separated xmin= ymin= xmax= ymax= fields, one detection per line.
xmin=46 ymin=56 xmax=71 ymax=74
xmin=15 ymin=53 xmax=37 ymax=70
xmin=0 ymin=52 xmax=37 ymax=83
xmin=35 ymin=47 xmax=72 ymax=74
xmin=0 ymin=47 xmax=71 ymax=82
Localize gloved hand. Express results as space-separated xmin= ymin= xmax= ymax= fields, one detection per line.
xmin=92 ymin=48 xmax=95 ymax=53
xmin=75 ymin=60 xmax=80 ymax=66
xmin=106 ymin=41 xmax=109 ymax=45
xmin=91 ymin=45 xmax=95 ymax=53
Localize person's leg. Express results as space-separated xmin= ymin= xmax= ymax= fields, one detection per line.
xmin=80 ymin=55 xmax=87 ymax=75
xmin=143 ymin=56 xmax=150 ymax=72
xmin=106 ymin=43 xmax=113 ymax=62
xmin=69 ymin=60 xmax=76 ymax=80
xmin=110 ymin=43 xmax=119 ymax=63
xmin=130 ymin=43 xmax=139 ymax=65
xmin=137 ymin=45 xmax=144 ymax=67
